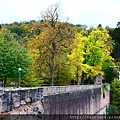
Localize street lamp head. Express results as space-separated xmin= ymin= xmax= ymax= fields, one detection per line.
xmin=18 ymin=68 xmax=22 ymax=72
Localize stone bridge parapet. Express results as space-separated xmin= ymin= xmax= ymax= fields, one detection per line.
xmin=42 ymin=85 xmax=101 ymax=95
xmin=0 ymin=85 xmax=109 ymax=115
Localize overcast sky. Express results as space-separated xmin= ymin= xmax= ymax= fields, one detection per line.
xmin=0 ymin=0 xmax=120 ymax=28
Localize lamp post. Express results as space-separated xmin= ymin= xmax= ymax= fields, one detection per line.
xmin=18 ymin=68 xmax=22 ymax=87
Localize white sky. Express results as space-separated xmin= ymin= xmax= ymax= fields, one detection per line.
xmin=0 ymin=0 xmax=120 ymax=28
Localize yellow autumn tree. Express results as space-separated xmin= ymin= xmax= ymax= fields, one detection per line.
xmin=68 ymin=28 xmax=114 ymax=84
xmin=23 ymin=33 xmax=45 ymax=87
xmin=68 ymin=31 xmax=90 ymax=84
xmin=85 ymin=28 xmax=114 ymax=79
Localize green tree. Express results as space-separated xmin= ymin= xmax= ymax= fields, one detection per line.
xmin=107 ymin=27 xmax=120 ymax=61
xmin=0 ymin=27 xmax=31 ymax=87
xmin=111 ymin=79 xmax=120 ymax=106
xmin=102 ymin=62 xmax=117 ymax=83
xmin=55 ymin=65 xmax=73 ymax=85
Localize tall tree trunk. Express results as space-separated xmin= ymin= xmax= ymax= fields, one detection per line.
xmin=76 ymin=66 xmax=82 ymax=85
xmin=3 ymin=76 xmax=7 ymax=87
xmin=76 ymin=66 xmax=80 ymax=85
xmin=77 ymin=77 xmax=81 ymax=85
xmin=51 ymin=66 xmax=54 ymax=86
xmin=51 ymin=53 xmax=55 ymax=86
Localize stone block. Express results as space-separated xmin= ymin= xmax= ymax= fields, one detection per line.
xmin=14 ymin=102 xmax=20 ymax=108
xmin=25 ymin=98 xmax=31 ymax=103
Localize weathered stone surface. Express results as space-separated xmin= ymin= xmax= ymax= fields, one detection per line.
xmin=42 ymin=87 xmax=109 ymax=115
xmin=25 ymin=98 xmax=31 ymax=103
xmin=0 ymin=86 xmax=109 ymax=115
xmin=0 ymin=98 xmax=2 ymax=113
xmin=94 ymin=73 xmax=102 ymax=85
xmin=20 ymin=100 xmax=26 ymax=105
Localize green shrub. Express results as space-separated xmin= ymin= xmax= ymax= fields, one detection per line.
xmin=110 ymin=78 xmax=120 ymax=106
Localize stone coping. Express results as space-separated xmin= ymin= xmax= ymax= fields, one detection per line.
xmin=0 ymin=85 xmax=102 ymax=95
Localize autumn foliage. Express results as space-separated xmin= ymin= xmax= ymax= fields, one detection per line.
xmin=0 ymin=3 xmax=117 ymax=87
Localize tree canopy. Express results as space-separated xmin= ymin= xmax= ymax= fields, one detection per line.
xmin=68 ymin=28 xmax=114 ymax=84
xmin=0 ymin=27 xmax=31 ymax=87
xmin=0 ymin=3 xmax=119 ymax=86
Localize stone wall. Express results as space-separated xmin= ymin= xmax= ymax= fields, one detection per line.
xmin=0 ymin=87 xmax=43 ymax=114
xmin=42 ymin=86 xmax=110 ymax=115
xmin=42 ymin=85 xmax=101 ymax=96
xmin=0 ymin=85 xmax=110 ymax=115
